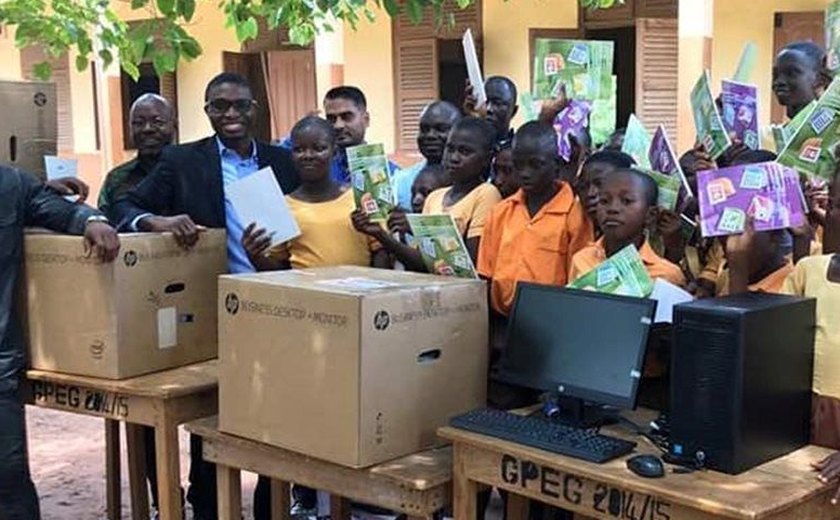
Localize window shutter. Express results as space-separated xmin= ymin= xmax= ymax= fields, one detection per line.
xmin=635 ymin=18 xmax=678 ymax=144
xmin=635 ymin=0 xmax=677 ymax=19
xmin=394 ymin=38 xmax=439 ymax=152
xmin=20 ymin=46 xmax=73 ymax=153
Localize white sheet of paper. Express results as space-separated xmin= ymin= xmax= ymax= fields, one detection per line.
xmin=462 ymin=29 xmax=487 ymax=108
xmin=44 ymin=156 xmax=78 ymax=181
xmin=226 ymin=167 xmax=300 ymax=246
xmin=650 ymin=279 xmax=694 ymax=324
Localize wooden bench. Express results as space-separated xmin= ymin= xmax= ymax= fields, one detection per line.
xmin=185 ymin=416 xmax=452 ymax=520
xmin=440 ymin=416 xmax=840 ymax=520
xmin=24 ymin=360 xmax=218 ymax=520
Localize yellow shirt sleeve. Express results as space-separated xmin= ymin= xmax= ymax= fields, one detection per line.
xmin=465 ymin=184 xmax=502 ymax=239
xmin=781 ymin=260 xmax=805 ymax=296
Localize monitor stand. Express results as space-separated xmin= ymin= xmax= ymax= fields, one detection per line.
xmin=536 ymin=393 xmax=619 ymax=429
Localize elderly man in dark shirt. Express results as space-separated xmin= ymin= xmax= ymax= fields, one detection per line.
xmin=0 ymin=166 xmax=120 ymax=519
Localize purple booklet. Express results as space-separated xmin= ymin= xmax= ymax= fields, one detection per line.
xmin=553 ymin=100 xmax=591 ymax=161
xmin=721 ymin=80 xmax=759 ymax=150
xmin=649 ymin=125 xmax=693 ymax=197
xmin=697 ymin=161 xmax=806 ymax=237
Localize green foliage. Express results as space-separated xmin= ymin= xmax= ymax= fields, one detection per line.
xmin=0 ymin=0 xmax=618 ymax=81
xmin=579 ymin=0 xmax=625 ymax=9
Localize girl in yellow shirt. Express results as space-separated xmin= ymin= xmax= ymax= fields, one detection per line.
xmin=241 ymin=116 xmax=389 ymax=270
xmin=353 ymin=117 xmax=501 ymax=270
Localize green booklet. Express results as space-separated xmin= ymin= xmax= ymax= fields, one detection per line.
xmin=621 ymin=114 xmax=652 ymax=168
xmin=568 ymin=244 xmax=654 ymax=297
xmin=777 ymin=78 xmax=840 ymax=180
xmin=348 ymin=143 xmax=394 ymax=222
xmin=771 ymin=100 xmax=817 ymax=153
xmin=690 ymin=71 xmax=731 ymax=159
xmin=406 ymin=214 xmax=477 ymax=279
xmin=532 ymin=38 xmax=616 ymax=145
xmin=828 ymin=0 xmax=840 ymax=72
xmin=639 ymin=168 xmax=682 ymax=211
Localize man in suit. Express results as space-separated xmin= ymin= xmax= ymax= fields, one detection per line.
xmin=1 ymin=168 xmax=120 ymax=520
xmin=111 ymin=72 xmax=299 ymax=519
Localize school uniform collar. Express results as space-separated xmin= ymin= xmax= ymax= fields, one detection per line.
xmin=510 ymin=183 xmax=575 ymax=216
xmin=750 ymin=260 xmax=794 ymax=292
xmin=593 ymin=237 xmax=658 ymax=266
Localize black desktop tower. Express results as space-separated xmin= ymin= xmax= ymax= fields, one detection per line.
xmin=669 ymin=293 xmax=815 ymax=475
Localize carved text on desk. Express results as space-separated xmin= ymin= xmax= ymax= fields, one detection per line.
xmin=31 ymin=381 xmax=130 ymax=419
xmin=499 ymin=454 xmax=671 ymax=520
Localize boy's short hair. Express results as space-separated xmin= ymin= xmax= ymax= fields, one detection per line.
xmin=414 ymin=163 xmax=447 ymax=186
xmin=782 ymin=41 xmax=834 ymax=87
xmin=513 ymin=121 xmax=558 ymax=156
xmin=485 ymin=76 xmax=518 ymax=100
xmin=612 ymin=168 xmax=658 ymax=208
xmin=584 ymin=150 xmax=636 ymax=169
xmin=291 ymin=116 xmax=337 ymax=145
xmin=325 ymin=86 xmax=367 ymax=110
xmin=452 ymin=116 xmax=498 ymax=153
xmin=729 ymin=149 xmax=778 ymax=166
xmin=205 ymin=72 xmax=251 ymax=100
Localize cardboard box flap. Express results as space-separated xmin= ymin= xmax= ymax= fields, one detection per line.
xmin=221 ymin=266 xmax=483 ymax=295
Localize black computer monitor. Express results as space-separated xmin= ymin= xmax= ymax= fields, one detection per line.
xmin=497 ymin=283 xmax=656 ymax=412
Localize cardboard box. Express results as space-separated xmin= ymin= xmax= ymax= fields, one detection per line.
xmin=23 ymin=230 xmax=227 ymax=379
xmin=218 ymin=266 xmax=488 ymax=468
xmin=0 ymin=81 xmax=57 ymax=179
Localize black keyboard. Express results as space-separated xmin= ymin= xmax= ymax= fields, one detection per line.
xmin=450 ymin=408 xmax=637 ymax=463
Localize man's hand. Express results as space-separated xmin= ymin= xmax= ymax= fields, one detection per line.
xmin=83 ymin=222 xmax=120 ymax=262
xmin=351 ymin=209 xmax=387 ymax=240
xmin=242 ymin=222 xmax=287 ymax=271
xmin=813 ymin=452 xmax=840 ymax=505
xmin=387 ymin=208 xmax=411 ymax=239
xmin=463 ymin=80 xmax=485 ymax=117
xmin=139 ymin=214 xmax=201 ymax=249
xmin=46 ymin=177 xmax=90 ymax=203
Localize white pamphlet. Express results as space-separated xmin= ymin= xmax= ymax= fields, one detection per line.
xmin=462 ymin=29 xmax=487 ymax=108
xmin=44 ymin=155 xmax=78 ymax=180
xmin=226 ymin=167 xmax=300 ymax=246
xmin=649 ymin=278 xmax=694 ymax=324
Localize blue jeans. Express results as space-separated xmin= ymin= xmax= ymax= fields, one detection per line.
xmin=0 ymin=389 xmax=40 ymax=520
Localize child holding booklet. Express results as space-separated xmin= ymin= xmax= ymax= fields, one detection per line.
xmin=773 ymin=41 xmax=832 ymax=121
xmin=352 ymin=117 xmax=501 ymax=268
xmin=569 ymin=168 xmax=685 ymax=287
xmin=478 ymin=121 xmax=593 ymax=318
xmin=241 ymin=116 xmax=390 ymax=271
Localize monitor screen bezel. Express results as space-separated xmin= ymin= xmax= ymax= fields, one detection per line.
xmin=496 ymin=283 xmax=657 ymax=410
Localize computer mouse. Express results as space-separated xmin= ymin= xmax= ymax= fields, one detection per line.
xmin=627 ymin=454 xmax=665 ymax=478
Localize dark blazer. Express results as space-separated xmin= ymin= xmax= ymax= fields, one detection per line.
xmin=110 ymin=136 xmax=299 ymax=230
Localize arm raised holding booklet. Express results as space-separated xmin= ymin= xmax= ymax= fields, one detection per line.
xmin=351 ymin=209 xmax=427 ymax=272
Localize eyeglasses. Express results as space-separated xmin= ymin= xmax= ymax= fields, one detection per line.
xmin=204 ymin=98 xmax=256 ymax=115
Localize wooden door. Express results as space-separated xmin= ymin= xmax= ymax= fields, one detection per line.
xmin=635 ymin=18 xmax=678 ymax=144
xmin=222 ymin=51 xmax=272 ymax=143
xmin=262 ymin=49 xmax=317 ymax=139
xmin=21 ymin=45 xmax=73 ymax=153
xmin=772 ymin=12 xmax=825 ymax=124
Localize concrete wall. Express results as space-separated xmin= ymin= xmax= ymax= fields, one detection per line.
xmin=343 ymin=11 xmax=396 ymax=152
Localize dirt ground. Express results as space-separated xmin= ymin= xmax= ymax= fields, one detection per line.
xmin=27 ymin=406 xmax=258 ymax=520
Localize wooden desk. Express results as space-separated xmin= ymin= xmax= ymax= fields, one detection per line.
xmin=185 ymin=416 xmax=452 ymax=520
xmin=24 ymin=360 xmax=218 ymax=520
xmin=440 ymin=420 xmax=840 ymax=520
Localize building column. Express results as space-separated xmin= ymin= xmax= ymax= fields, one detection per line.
xmin=677 ymin=0 xmax=714 ymax=153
